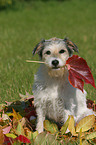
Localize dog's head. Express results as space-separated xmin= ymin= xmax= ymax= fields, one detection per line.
xmin=33 ymin=37 xmax=78 ymax=77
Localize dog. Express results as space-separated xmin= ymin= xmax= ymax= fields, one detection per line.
xmin=32 ymin=37 xmax=94 ymax=133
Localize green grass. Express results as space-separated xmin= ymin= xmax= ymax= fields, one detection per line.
xmin=0 ymin=0 xmax=96 ymax=103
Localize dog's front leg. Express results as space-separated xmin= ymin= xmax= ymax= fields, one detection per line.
xmin=36 ymin=107 xmax=45 ymax=133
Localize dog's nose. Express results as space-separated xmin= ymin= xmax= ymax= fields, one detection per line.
xmin=52 ymin=60 xmax=59 ymax=67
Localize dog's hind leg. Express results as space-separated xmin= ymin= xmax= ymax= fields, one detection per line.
xmin=75 ymin=89 xmax=95 ymax=122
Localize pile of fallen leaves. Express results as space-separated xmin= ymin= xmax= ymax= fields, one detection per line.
xmin=0 ymin=92 xmax=96 ymax=145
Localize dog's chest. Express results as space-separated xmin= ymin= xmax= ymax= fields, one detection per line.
xmin=33 ymin=69 xmax=76 ymax=122
xmin=42 ymin=83 xmax=65 ymax=121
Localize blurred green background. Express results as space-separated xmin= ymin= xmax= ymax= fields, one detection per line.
xmin=0 ymin=0 xmax=96 ymax=103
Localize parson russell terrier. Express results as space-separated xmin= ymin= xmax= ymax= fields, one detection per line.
xmin=32 ymin=37 xmax=94 ymax=133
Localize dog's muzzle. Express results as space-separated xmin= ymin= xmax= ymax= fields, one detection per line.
xmin=52 ymin=59 xmax=60 ymax=69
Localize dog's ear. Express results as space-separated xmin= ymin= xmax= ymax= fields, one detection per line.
xmin=32 ymin=39 xmax=45 ymax=58
xmin=64 ymin=38 xmax=79 ymax=56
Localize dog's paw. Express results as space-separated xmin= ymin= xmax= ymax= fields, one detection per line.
xmin=36 ymin=122 xmax=44 ymax=134
xmin=37 ymin=127 xmax=44 ymax=134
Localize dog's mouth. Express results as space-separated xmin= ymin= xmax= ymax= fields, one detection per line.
xmin=48 ymin=66 xmax=65 ymax=77
xmin=52 ymin=67 xmax=60 ymax=70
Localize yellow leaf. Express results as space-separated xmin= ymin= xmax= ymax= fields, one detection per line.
xmin=17 ymin=112 xmax=22 ymax=120
xmin=16 ymin=122 xmax=25 ymax=136
xmin=7 ymin=113 xmax=14 ymax=117
xmin=79 ymin=128 xmax=82 ymax=145
xmin=20 ymin=117 xmax=27 ymax=127
xmin=60 ymin=116 xmax=70 ymax=135
xmin=76 ymin=115 xmax=95 ymax=132
xmin=12 ymin=108 xmax=19 ymax=120
xmin=12 ymin=108 xmax=22 ymax=120
xmin=25 ymin=129 xmax=33 ymax=139
xmin=5 ymin=133 xmax=17 ymax=139
xmin=68 ymin=115 xmax=78 ymax=136
xmin=86 ymin=131 xmax=96 ymax=140
xmin=44 ymin=120 xmax=59 ymax=134
xmin=33 ymin=131 xmax=38 ymax=140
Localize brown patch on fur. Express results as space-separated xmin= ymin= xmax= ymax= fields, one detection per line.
xmin=53 ymin=49 xmax=58 ymax=55
xmin=48 ymin=67 xmax=66 ymax=78
xmin=50 ymin=37 xmax=61 ymax=41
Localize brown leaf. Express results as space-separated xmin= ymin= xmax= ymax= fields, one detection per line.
xmin=19 ymin=91 xmax=34 ymax=101
xmin=0 ymin=126 xmax=4 ymax=144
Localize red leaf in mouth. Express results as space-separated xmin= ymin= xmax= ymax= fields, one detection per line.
xmin=66 ymin=55 xmax=96 ymax=92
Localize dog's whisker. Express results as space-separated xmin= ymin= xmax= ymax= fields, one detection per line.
xmin=26 ymin=60 xmax=45 ymax=64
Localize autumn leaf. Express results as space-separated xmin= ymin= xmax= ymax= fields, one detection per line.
xmin=4 ymin=135 xmax=14 ymax=145
xmin=44 ymin=120 xmax=59 ymax=134
xmin=0 ymin=104 xmax=6 ymax=112
xmin=33 ymin=131 xmax=38 ymax=140
xmin=68 ymin=116 xmax=77 ymax=136
xmin=15 ymin=135 xmax=31 ymax=143
xmin=34 ymin=132 xmax=60 ymax=145
xmin=3 ymin=125 xmax=12 ymax=134
xmin=20 ymin=117 xmax=27 ymax=127
xmin=16 ymin=122 xmax=25 ymax=136
xmin=12 ymin=108 xmax=19 ymax=120
xmin=60 ymin=116 xmax=70 ymax=135
xmin=2 ymin=113 xmax=9 ymax=121
xmin=12 ymin=108 xmax=22 ymax=120
xmin=66 ymin=55 xmax=96 ymax=92
xmin=82 ymin=140 xmax=89 ymax=145
xmin=26 ymin=130 xmax=38 ymax=141
xmin=0 ymin=126 xmax=4 ymax=144
xmin=0 ymin=91 xmax=96 ymax=145
xmin=19 ymin=91 xmax=34 ymax=101
xmin=86 ymin=131 xmax=96 ymax=140
xmin=34 ymin=132 xmax=47 ymax=145
xmin=76 ymin=115 xmax=95 ymax=132
xmin=79 ymin=128 xmax=82 ymax=145
xmin=5 ymin=133 xmax=17 ymax=139
xmin=87 ymin=99 xmax=96 ymax=111
xmin=25 ymin=108 xmax=36 ymax=120
xmin=5 ymin=101 xmax=13 ymax=106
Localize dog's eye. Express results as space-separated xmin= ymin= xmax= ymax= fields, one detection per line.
xmin=45 ymin=51 xmax=51 ymax=55
xmin=59 ymin=49 xmax=66 ymax=54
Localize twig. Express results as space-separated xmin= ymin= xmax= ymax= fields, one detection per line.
xmin=26 ymin=60 xmax=45 ymax=64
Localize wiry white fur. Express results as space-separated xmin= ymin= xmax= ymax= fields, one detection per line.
xmin=32 ymin=41 xmax=94 ymax=133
